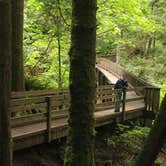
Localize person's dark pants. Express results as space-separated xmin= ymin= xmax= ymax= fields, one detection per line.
xmin=114 ymin=90 xmax=122 ymax=112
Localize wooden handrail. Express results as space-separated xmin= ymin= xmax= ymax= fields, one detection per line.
xmin=10 ymin=85 xmax=160 ymax=128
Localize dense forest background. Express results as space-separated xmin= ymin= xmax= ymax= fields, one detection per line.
xmin=24 ymin=0 xmax=166 ymax=96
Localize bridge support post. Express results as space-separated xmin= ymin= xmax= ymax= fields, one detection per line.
xmin=143 ymin=87 xmax=148 ymax=126
xmin=155 ymin=88 xmax=160 ymax=112
xmin=143 ymin=87 xmax=160 ymax=126
xmin=122 ymin=89 xmax=126 ymax=121
xmin=46 ymin=96 xmax=52 ymax=143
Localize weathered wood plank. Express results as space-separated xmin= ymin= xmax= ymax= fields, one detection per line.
xmin=126 ymin=96 xmax=144 ymax=102
xmin=11 ymin=97 xmax=46 ymax=106
xmin=12 ymin=104 xmax=145 ymax=151
xmin=11 ymin=89 xmax=69 ymax=98
xmin=11 ymin=103 xmax=47 ymax=113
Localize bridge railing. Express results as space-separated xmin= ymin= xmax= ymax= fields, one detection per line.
xmin=10 ymin=85 xmax=160 ymax=139
xmin=11 ymin=89 xmax=69 ymax=127
xmin=10 ymin=86 xmax=146 ymax=122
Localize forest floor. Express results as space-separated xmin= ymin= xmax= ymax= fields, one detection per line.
xmin=13 ymin=123 xmax=166 ymax=166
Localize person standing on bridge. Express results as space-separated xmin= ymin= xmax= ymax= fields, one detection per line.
xmin=114 ymin=76 xmax=128 ymax=112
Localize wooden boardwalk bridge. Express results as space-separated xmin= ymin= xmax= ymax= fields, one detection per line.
xmin=11 ymin=58 xmax=160 ymax=151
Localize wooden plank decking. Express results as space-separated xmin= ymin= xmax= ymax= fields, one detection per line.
xmin=12 ymin=100 xmax=145 ymax=151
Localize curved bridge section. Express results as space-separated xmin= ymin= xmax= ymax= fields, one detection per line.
xmin=96 ymin=58 xmax=153 ymax=88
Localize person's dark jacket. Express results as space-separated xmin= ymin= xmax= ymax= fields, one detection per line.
xmin=114 ymin=78 xmax=128 ymax=89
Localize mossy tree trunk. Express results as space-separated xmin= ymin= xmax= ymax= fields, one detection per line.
xmin=64 ymin=0 xmax=97 ymax=166
xmin=11 ymin=0 xmax=25 ymax=91
xmin=0 ymin=0 xmax=13 ymax=165
xmin=135 ymin=95 xmax=166 ymax=166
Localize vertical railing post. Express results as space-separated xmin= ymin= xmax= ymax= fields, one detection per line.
xmin=145 ymin=87 xmax=160 ymax=113
xmin=152 ymin=88 xmax=156 ymax=112
xmin=154 ymin=88 xmax=160 ymax=112
xmin=146 ymin=87 xmax=151 ymax=111
xmin=46 ymin=96 xmax=52 ymax=143
xmin=122 ymin=89 xmax=126 ymax=121
xmin=155 ymin=88 xmax=160 ymax=112
xmin=144 ymin=87 xmax=148 ymax=111
xmin=143 ymin=87 xmax=148 ymax=126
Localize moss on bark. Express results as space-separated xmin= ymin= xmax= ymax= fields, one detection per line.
xmin=64 ymin=0 xmax=97 ymax=166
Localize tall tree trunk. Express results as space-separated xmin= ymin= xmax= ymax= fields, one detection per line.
xmin=135 ymin=95 xmax=166 ymax=166
xmin=11 ymin=0 xmax=24 ymax=91
xmin=56 ymin=10 xmax=62 ymax=88
xmin=147 ymin=37 xmax=152 ymax=55
xmin=152 ymin=37 xmax=156 ymax=49
xmin=0 ymin=0 xmax=13 ymax=166
xmin=56 ymin=0 xmax=62 ymax=88
xmin=64 ymin=0 xmax=97 ymax=166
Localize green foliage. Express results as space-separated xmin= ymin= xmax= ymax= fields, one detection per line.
xmin=24 ymin=0 xmax=71 ymax=89
xmin=24 ymin=0 xmax=165 ymax=93
xmin=97 ymin=0 xmax=156 ymax=54
xmin=95 ymin=124 xmax=150 ymax=166
xmin=119 ymin=0 xmax=166 ymax=95
xmin=108 ymin=125 xmax=150 ymax=165
xmin=24 ymin=0 xmax=160 ymax=90
xmin=25 ymin=76 xmax=57 ymax=90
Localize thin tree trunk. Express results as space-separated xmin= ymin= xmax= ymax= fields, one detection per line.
xmin=135 ymin=95 xmax=166 ymax=166
xmin=152 ymin=37 xmax=156 ymax=49
xmin=57 ymin=35 xmax=62 ymax=88
xmin=11 ymin=0 xmax=25 ymax=91
xmin=0 ymin=0 xmax=13 ymax=166
xmin=56 ymin=0 xmax=62 ymax=88
xmin=116 ymin=29 xmax=123 ymax=64
xmin=64 ymin=0 xmax=97 ymax=166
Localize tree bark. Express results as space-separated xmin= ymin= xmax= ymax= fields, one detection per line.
xmin=64 ymin=0 xmax=97 ymax=166
xmin=135 ymin=95 xmax=166 ymax=166
xmin=11 ymin=0 xmax=25 ymax=91
xmin=0 ymin=0 xmax=13 ymax=166
xmin=56 ymin=4 xmax=62 ymax=88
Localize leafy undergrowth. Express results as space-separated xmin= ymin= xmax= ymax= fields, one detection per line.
xmin=95 ymin=123 xmax=150 ymax=166
xmin=13 ymin=140 xmax=64 ymax=166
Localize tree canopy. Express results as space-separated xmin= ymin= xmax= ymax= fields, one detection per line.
xmin=23 ymin=0 xmax=165 ymax=90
